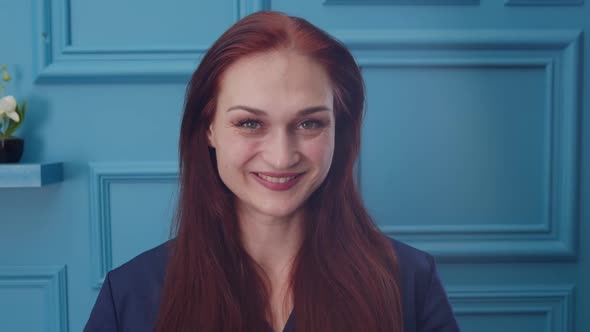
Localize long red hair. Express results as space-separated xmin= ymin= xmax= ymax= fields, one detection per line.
xmin=154 ymin=11 xmax=403 ymax=332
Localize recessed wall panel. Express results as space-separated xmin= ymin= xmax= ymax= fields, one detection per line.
xmin=0 ymin=287 xmax=47 ymax=331
xmin=361 ymin=65 xmax=548 ymax=229
xmin=109 ymin=181 xmax=176 ymax=269
xmin=89 ymin=162 xmax=178 ymax=287
xmin=457 ymin=312 xmax=547 ymax=332
xmin=69 ymin=0 xmax=236 ymax=49
xmin=339 ymin=30 xmax=580 ymax=260
xmin=0 ymin=266 xmax=68 ymax=332
xmin=34 ymin=0 xmax=270 ymax=82
xmin=449 ymin=286 xmax=574 ymax=332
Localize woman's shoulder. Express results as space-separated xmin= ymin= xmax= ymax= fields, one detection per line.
xmin=388 ymin=237 xmax=435 ymax=276
xmin=106 ymin=240 xmax=172 ymax=313
xmin=85 ymin=241 xmax=172 ymax=331
xmin=387 ymin=237 xmax=439 ymax=305
xmin=387 ymin=236 xmax=439 ymax=297
xmin=108 ymin=240 xmax=171 ymax=287
xmin=387 ymin=237 xmax=460 ymax=332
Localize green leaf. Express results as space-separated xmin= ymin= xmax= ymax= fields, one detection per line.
xmin=4 ymin=121 xmax=19 ymax=137
xmin=4 ymin=100 xmax=26 ymax=137
xmin=19 ymin=100 xmax=26 ymax=121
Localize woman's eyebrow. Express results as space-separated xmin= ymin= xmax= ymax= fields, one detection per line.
xmin=226 ymin=105 xmax=332 ymax=116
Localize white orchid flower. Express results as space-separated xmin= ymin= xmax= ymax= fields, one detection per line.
xmin=0 ymin=95 xmax=19 ymax=122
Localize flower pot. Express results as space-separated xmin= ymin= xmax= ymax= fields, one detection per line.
xmin=0 ymin=137 xmax=24 ymax=163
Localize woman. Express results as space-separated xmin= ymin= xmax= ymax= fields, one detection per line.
xmin=85 ymin=11 xmax=459 ymax=332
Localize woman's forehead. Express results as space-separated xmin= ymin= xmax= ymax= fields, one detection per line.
xmin=216 ymin=50 xmax=334 ymax=114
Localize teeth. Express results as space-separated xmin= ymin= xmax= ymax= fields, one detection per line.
xmin=257 ymin=173 xmax=296 ymax=184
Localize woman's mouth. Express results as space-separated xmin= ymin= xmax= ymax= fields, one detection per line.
xmin=252 ymin=172 xmax=304 ymax=191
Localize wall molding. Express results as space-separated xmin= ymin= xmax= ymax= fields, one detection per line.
xmin=324 ymin=0 xmax=478 ymax=5
xmin=238 ymin=0 xmax=271 ymax=16
xmin=448 ymin=285 xmax=575 ymax=331
xmin=0 ymin=266 xmax=69 ymax=332
xmin=505 ymin=0 xmax=583 ymax=6
xmin=332 ymin=29 xmax=581 ymax=50
xmin=332 ymin=30 xmax=582 ymax=261
xmin=32 ymin=0 xmax=271 ymax=83
xmin=88 ymin=162 xmax=178 ymax=288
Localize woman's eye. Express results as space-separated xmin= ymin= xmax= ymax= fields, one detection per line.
xmin=237 ymin=120 xmax=261 ymax=130
xmin=299 ymin=120 xmax=323 ymax=130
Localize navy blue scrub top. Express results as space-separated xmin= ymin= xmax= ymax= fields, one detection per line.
xmin=84 ymin=238 xmax=460 ymax=332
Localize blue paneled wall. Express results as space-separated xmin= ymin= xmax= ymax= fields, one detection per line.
xmin=1 ymin=0 xmax=588 ymax=331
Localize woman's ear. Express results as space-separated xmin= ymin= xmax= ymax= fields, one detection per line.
xmin=207 ymin=124 xmax=216 ymax=148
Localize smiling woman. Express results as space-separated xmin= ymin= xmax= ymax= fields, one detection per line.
xmin=209 ymin=50 xmax=335 ymax=220
xmin=84 ymin=10 xmax=459 ymax=332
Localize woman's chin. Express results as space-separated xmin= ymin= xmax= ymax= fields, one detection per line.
xmin=259 ymin=206 xmax=301 ymax=220
xmin=237 ymin=200 xmax=304 ymax=222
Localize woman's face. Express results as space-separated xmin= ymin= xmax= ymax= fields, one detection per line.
xmin=208 ymin=50 xmax=335 ymax=220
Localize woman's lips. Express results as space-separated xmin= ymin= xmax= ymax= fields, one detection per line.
xmin=252 ymin=172 xmax=304 ymax=191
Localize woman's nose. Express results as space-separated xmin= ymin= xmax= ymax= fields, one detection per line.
xmin=262 ymin=129 xmax=300 ymax=170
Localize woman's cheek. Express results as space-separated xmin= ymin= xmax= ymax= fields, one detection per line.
xmin=223 ymin=136 xmax=262 ymax=166
xmin=304 ymin=133 xmax=335 ymax=167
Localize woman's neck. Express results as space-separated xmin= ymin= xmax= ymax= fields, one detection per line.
xmin=237 ymin=206 xmax=304 ymax=275
xmin=237 ymin=205 xmax=302 ymax=330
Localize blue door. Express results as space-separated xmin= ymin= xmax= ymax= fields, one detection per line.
xmin=1 ymin=1 xmax=588 ymax=331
